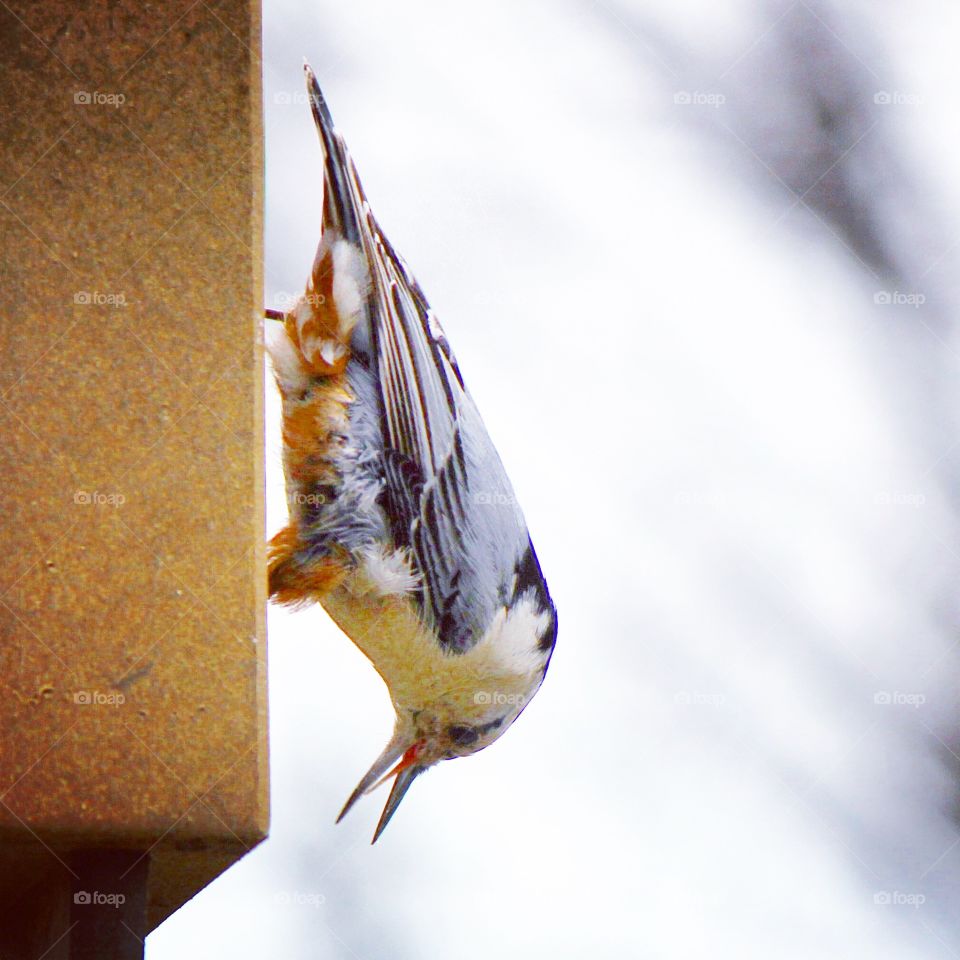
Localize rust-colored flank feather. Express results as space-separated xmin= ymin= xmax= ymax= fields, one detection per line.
xmin=267 ymin=245 xmax=355 ymax=604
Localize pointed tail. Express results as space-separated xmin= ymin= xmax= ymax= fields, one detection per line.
xmin=304 ymin=63 xmax=365 ymax=248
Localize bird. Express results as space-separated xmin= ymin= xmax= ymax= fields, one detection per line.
xmin=265 ymin=63 xmax=557 ymax=843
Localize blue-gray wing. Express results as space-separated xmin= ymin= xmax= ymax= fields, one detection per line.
xmin=306 ymin=66 xmax=553 ymax=653
xmin=364 ymin=233 xmax=535 ymax=652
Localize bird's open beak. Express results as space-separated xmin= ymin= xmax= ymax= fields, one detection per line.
xmin=371 ymin=763 xmax=423 ymax=844
xmin=337 ymin=738 xmax=425 ymax=843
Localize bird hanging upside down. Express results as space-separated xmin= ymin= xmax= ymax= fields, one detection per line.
xmin=265 ymin=64 xmax=557 ymax=843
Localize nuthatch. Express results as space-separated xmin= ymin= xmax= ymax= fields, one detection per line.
xmin=265 ymin=64 xmax=557 ymax=843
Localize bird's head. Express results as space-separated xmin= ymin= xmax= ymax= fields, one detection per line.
xmin=336 ymin=688 xmax=535 ymax=843
xmin=335 ymin=560 xmax=558 ymax=842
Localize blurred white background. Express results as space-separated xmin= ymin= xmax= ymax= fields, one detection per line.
xmin=149 ymin=0 xmax=960 ymax=955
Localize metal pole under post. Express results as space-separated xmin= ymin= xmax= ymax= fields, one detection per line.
xmin=0 ymin=849 xmax=148 ymax=959
xmin=68 ymin=850 xmax=150 ymax=960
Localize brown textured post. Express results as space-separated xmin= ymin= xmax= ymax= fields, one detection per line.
xmin=0 ymin=0 xmax=267 ymax=953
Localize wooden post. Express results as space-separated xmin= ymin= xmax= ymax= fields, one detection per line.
xmin=0 ymin=1 xmax=267 ymax=954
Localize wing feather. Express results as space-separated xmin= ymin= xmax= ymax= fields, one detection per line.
xmin=306 ymin=66 xmax=552 ymax=653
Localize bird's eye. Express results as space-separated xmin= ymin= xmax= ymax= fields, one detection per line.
xmin=446 ymin=724 xmax=479 ymax=746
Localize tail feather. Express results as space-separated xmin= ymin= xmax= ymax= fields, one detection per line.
xmin=267 ymin=64 xmax=370 ymax=375
xmin=304 ymin=64 xmax=365 ymax=248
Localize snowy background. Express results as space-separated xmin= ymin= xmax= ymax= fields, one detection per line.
xmin=150 ymin=0 xmax=960 ymax=956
